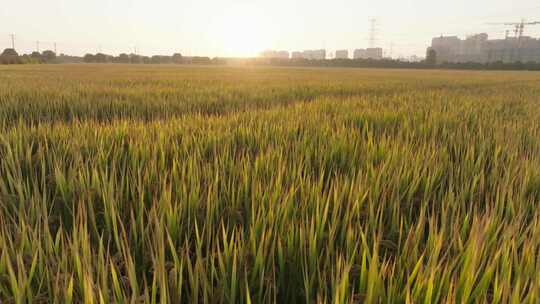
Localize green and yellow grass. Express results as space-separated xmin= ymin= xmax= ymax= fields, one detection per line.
xmin=1 ymin=64 xmax=540 ymax=303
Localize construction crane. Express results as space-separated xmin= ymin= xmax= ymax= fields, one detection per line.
xmin=487 ymin=19 xmax=540 ymax=39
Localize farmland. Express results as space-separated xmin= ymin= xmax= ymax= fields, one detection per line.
xmin=1 ymin=64 xmax=540 ymax=303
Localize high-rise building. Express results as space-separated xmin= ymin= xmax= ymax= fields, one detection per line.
xmin=366 ymin=48 xmax=383 ymax=60
xmin=301 ymin=49 xmax=326 ymax=60
xmin=353 ymin=49 xmax=367 ymax=59
xmin=427 ymin=33 xmax=540 ymax=63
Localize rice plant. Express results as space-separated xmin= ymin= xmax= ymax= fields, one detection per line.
xmin=1 ymin=64 xmax=540 ymax=303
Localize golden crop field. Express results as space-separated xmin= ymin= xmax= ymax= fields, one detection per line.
xmin=1 ymin=64 xmax=540 ymax=303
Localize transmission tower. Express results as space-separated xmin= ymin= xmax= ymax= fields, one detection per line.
xmin=369 ymin=18 xmax=378 ymax=48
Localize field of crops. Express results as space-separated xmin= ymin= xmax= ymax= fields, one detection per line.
xmin=1 ymin=64 xmax=540 ymax=303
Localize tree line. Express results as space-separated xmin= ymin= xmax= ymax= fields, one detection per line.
xmin=81 ymin=52 xmax=218 ymax=65
xmin=0 ymin=48 xmax=58 ymax=64
xmin=0 ymin=49 xmax=213 ymax=65
xmin=251 ymin=58 xmax=540 ymax=71
xmin=3 ymin=48 xmax=540 ymax=71
xmin=82 ymin=53 xmax=211 ymax=64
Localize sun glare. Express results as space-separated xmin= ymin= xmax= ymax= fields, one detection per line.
xmin=210 ymin=5 xmax=274 ymax=57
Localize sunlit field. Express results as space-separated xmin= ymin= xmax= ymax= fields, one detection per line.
xmin=1 ymin=64 xmax=540 ymax=303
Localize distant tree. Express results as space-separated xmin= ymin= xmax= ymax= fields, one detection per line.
xmin=94 ymin=53 xmax=110 ymax=63
xmin=1 ymin=48 xmax=18 ymax=57
xmin=83 ymin=54 xmax=95 ymax=63
xmin=426 ymin=48 xmax=437 ymax=65
xmin=172 ymin=53 xmax=183 ymax=64
xmin=0 ymin=48 xmax=20 ymax=64
xmin=56 ymin=54 xmax=84 ymax=64
xmin=118 ymin=53 xmax=130 ymax=63
xmin=42 ymin=50 xmax=56 ymax=62
xmin=150 ymin=55 xmax=165 ymax=64
xmin=130 ymin=54 xmax=142 ymax=64
xmin=191 ymin=56 xmax=211 ymax=65
xmin=28 ymin=51 xmax=44 ymax=63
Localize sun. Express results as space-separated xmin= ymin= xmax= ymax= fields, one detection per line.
xmin=210 ymin=4 xmax=274 ymax=57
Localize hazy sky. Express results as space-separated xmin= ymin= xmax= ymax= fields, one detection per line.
xmin=1 ymin=0 xmax=539 ymax=58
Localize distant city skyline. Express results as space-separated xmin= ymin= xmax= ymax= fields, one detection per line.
xmin=1 ymin=0 xmax=540 ymax=58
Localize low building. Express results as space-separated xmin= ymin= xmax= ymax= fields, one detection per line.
xmin=335 ymin=50 xmax=349 ymax=59
xmin=291 ymin=51 xmax=303 ymax=59
xmin=353 ymin=48 xmax=383 ymax=60
xmin=260 ymin=50 xmax=290 ymax=59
